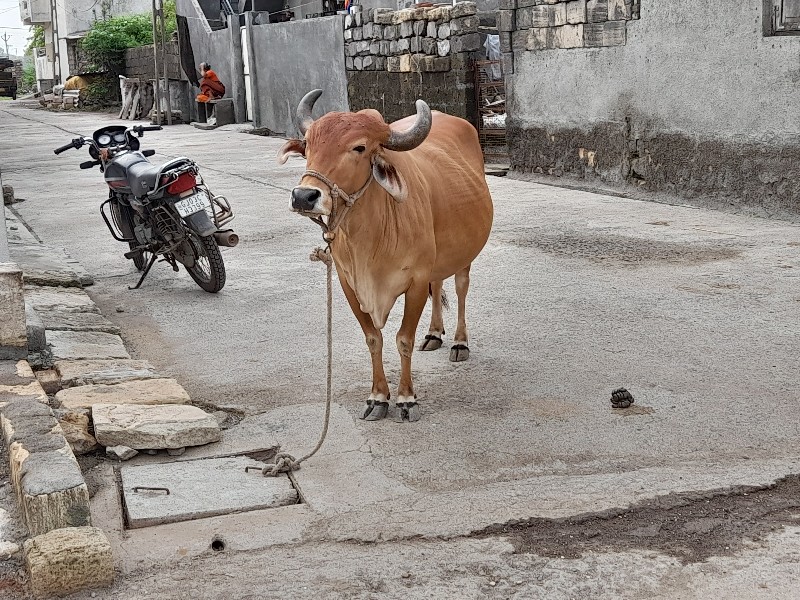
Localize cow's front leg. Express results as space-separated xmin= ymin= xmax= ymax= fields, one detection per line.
xmin=450 ymin=265 xmax=471 ymax=362
xmin=338 ymin=274 xmax=390 ymax=421
xmin=395 ymin=282 xmax=430 ymax=422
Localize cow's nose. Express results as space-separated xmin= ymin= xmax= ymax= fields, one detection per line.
xmin=291 ymin=187 xmax=321 ymax=211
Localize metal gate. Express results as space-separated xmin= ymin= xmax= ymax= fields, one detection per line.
xmin=474 ymin=59 xmax=508 ymax=164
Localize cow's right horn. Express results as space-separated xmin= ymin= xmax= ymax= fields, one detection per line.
xmin=383 ymin=100 xmax=432 ymax=152
xmin=297 ymin=89 xmax=323 ymax=137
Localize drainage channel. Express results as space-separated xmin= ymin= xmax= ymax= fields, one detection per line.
xmin=116 ymin=453 xmax=304 ymax=532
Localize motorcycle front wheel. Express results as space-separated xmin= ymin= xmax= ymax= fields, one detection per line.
xmin=184 ymin=232 xmax=226 ymax=293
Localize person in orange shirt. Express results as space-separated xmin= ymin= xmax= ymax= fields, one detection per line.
xmin=196 ymin=62 xmax=225 ymax=102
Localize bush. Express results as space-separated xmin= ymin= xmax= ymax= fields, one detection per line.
xmin=20 ymin=64 xmax=36 ymax=93
xmin=80 ymin=1 xmax=177 ymax=75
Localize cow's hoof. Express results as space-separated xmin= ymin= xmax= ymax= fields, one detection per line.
xmin=449 ymin=344 xmax=470 ymax=362
xmin=420 ymin=334 xmax=443 ymax=351
xmin=359 ymin=400 xmax=389 ymax=421
xmin=395 ymin=402 xmax=421 ymax=423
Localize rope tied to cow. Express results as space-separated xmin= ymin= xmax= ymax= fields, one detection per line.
xmin=261 ymin=244 xmax=334 ymax=476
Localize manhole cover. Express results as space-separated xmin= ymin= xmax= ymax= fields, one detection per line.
xmin=120 ymin=456 xmax=298 ymax=529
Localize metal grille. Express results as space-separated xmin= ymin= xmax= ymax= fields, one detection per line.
xmin=474 ymin=59 xmax=508 ymax=163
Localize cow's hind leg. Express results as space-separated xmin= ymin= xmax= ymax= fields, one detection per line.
xmin=396 ymin=282 xmax=429 ymax=422
xmin=450 ymin=265 xmax=471 ymax=362
xmin=338 ymin=274 xmax=390 ymax=421
xmin=420 ymin=280 xmax=445 ymax=351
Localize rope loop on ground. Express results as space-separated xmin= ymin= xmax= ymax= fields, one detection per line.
xmin=263 ymin=244 xmax=334 ymax=476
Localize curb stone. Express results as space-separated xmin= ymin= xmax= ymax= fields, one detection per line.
xmin=24 ymin=526 xmax=114 ymax=598
xmin=2 ymin=218 xmax=220 ymax=596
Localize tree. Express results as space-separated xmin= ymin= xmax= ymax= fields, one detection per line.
xmin=25 ymin=26 xmax=45 ymax=56
xmin=80 ymin=1 xmax=177 ymax=75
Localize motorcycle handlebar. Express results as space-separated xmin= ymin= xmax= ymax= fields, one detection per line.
xmin=80 ymin=160 xmax=101 ymax=170
xmin=142 ymin=149 xmax=156 ymax=157
xmin=53 ymin=139 xmax=80 ymax=155
xmin=133 ymin=125 xmax=163 ymax=136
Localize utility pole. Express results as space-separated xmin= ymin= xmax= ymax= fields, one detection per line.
xmin=1 ymin=33 xmax=11 ymax=58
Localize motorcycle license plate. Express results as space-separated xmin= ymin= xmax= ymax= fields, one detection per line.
xmin=174 ymin=192 xmax=211 ymax=217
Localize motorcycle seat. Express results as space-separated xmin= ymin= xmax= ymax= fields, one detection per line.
xmin=126 ymin=162 xmax=162 ymax=194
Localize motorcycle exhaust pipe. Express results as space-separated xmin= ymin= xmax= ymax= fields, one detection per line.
xmin=214 ymin=229 xmax=239 ymax=248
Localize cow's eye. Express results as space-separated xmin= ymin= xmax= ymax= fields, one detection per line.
xmin=353 ymin=145 xmax=366 ymax=153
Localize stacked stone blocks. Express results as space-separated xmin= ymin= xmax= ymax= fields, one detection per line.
xmin=344 ymin=2 xmax=480 ymax=74
xmin=498 ymin=0 xmax=640 ymax=69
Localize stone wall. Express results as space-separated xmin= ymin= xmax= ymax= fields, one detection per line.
xmin=124 ymin=43 xmax=183 ymax=82
xmin=506 ymin=1 xmax=800 ymax=215
xmin=344 ymin=3 xmax=480 ymax=73
xmin=499 ymin=0 xmax=640 ymax=72
xmin=345 ymin=3 xmax=479 ymax=125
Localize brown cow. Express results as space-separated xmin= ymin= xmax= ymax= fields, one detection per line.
xmin=278 ymin=90 xmax=493 ymax=422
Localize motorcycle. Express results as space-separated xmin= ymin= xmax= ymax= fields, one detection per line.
xmin=53 ymin=124 xmax=238 ymax=293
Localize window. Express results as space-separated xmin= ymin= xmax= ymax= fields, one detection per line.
xmin=765 ymin=0 xmax=800 ymax=35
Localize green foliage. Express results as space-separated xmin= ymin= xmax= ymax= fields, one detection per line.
xmin=20 ymin=64 xmax=36 ymax=93
xmin=80 ymin=1 xmax=177 ymax=74
xmin=25 ymin=26 xmax=45 ymax=56
xmin=84 ymin=74 xmax=120 ymax=107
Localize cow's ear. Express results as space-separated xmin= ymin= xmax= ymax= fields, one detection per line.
xmin=277 ymin=139 xmax=306 ymax=165
xmin=372 ymin=154 xmax=408 ymax=202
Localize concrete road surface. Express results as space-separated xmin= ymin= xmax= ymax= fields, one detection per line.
xmin=1 ymin=105 xmax=799 ymax=599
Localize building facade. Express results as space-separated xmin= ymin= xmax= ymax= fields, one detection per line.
xmin=20 ymin=0 xmax=151 ymax=89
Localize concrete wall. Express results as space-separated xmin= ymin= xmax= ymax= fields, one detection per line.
xmin=247 ymin=16 xmax=349 ymax=136
xmin=506 ymin=0 xmax=800 ymax=214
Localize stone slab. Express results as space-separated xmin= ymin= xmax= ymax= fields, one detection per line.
xmin=120 ymin=456 xmax=297 ymax=528
xmin=92 ymin=403 xmax=221 ymax=449
xmin=7 ymin=241 xmax=83 ymax=287
xmin=24 ymin=527 xmax=114 ymax=598
xmin=56 ymin=378 xmax=189 ymax=410
xmin=23 ymin=284 xmax=99 ymax=314
xmin=56 ymin=411 xmax=98 ymax=455
xmin=38 ymin=310 xmax=120 ymax=335
xmin=0 ymin=263 xmax=27 ymax=360
xmin=25 ymin=302 xmax=46 ymax=353
xmin=34 ymin=369 xmax=60 ymax=395
xmin=0 ymin=360 xmax=35 ymax=387
xmin=55 ymin=359 xmax=160 ymax=388
xmin=1 ymin=397 xmax=91 ymax=536
xmin=0 ymin=378 xmax=49 ymax=407
xmin=47 ymin=331 xmax=130 ymax=361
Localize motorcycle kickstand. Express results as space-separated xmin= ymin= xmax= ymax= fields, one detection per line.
xmin=128 ymin=252 xmax=159 ymax=290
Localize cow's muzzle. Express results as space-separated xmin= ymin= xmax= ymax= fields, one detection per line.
xmin=291 ymin=186 xmax=324 ymax=214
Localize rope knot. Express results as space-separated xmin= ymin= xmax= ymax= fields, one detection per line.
xmin=310 ymin=246 xmax=332 ymax=266
xmin=262 ymin=452 xmax=300 ymax=476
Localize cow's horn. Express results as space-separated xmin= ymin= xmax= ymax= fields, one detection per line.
xmin=383 ymin=100 xmax=432 ymax=152
xmin=297 ymin=89 xmax=323 ymax=137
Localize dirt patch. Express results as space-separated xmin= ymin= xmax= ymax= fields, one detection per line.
xmin=508 ymin=230 xmax=741 ymax=266
xmin=482 ymin=475 xmax=800 ymax=563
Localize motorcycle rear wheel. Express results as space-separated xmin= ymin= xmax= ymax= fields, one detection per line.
xmin=184 ymin=232 xmax=226 ymax=293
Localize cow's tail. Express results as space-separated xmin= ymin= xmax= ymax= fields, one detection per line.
xmin=428 ymin=283 xmax=449 ymax=310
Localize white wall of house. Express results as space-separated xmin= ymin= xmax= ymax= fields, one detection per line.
xmin=22 ymin=0 xmax=152 ymax=85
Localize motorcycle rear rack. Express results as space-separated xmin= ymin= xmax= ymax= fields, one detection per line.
xmin=208 ymin=193 xmax=234 ymax=229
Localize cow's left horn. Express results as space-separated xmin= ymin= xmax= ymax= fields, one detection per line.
xmin=297 ymin=89 xmax=323 ymax=137
xmin=383 ymin=100 xmax=432 ymax=152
